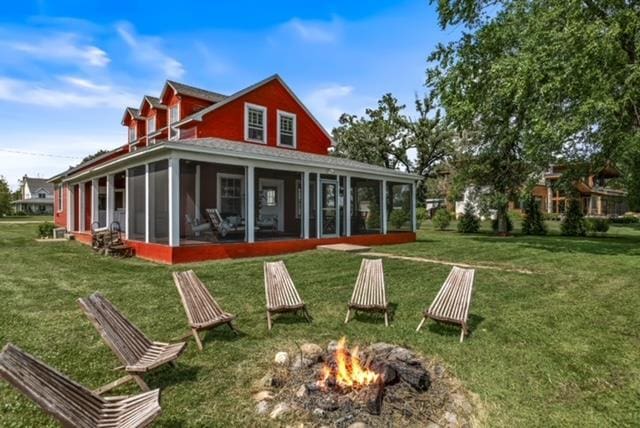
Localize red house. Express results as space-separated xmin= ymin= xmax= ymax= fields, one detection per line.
xmin=50 ymin=75 xmax=418 ymax=264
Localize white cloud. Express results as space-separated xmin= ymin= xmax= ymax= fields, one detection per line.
xmin=0 ymin=76 xmax=137 ymax=108
xmin=3 ymin=32 xmax=110 ymax=67
xmin=116 ymin=21 xmax=185 ymax=79
xmin=304 ymin=84 xmax=354 ymax=128
xmin=59 ymin=76 xmax=111 ymax=92
xmin=281 ymin=17 xmax=341 ymax=43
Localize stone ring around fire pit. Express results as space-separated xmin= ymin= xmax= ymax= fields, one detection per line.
xmin=252 ymin=339 xmax=482 ymax=427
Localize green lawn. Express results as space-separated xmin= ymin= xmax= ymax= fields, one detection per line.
xmin=0 ymin=215 xmax=53 ymax=222
xmin=0 ymin=222 xmax=638 ymax=427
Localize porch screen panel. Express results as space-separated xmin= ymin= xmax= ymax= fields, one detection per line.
xmin=127 ymin=165 xmax=146 ymax=241
xmin=351 ymin=178 xmax=382 ymax=235
xmin=386 ymin=182 xmax=412 ymax=232
xmin=308 ymin=173 xmax=317 ymax=238
xmin=149 ymin=160 xmax=169 ymax=244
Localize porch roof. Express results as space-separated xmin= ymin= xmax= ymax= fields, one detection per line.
xmin=63 ymin=137 xmax=420 ymax=182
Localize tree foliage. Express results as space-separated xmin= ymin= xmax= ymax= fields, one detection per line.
xmin=428 ymin=0 xmax=640 ymax=230
xmin=457 ymin=202 xmax=480 ymax=233
xmin=0 ymin=176 xmax=12 ymax=216
xmin=521 ymin=195 xmax=547 ymax=235
xmin=561 ymin=198 xmax=587 ymax=236
xmin=432 ymin=207 xmax=451 ymax=230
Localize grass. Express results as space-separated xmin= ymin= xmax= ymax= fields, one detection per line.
xmin=0 ymin=221 xmax=638 ymax=427
xmin=0 ymin=215 xmax=54 ymax=222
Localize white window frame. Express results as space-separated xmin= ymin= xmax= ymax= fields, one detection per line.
xmin=277 ymin=110 xmax=297 ymax=149
xmin=128 ymin=125 xmax=137 ymax=143
xmin=169 ymin=104 xmax=180 ymax=141
xmin=57 ymin=184 xmax=64 ymax=212
xmin=216 ymin=173 xmax=245 ymax=217
xmin=244 ymin=103 xmax=267 ymax=144
xmin=147 ymin=116 xmax=156 ymax=144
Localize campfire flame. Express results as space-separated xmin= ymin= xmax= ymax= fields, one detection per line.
xmin=318 ymin=337 xmax=380 ymax=389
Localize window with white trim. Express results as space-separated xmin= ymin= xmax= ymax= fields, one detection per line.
xmin=245 ymin=103 xmax=267 ymax=143
xmin=277 ymin=111 xmax=296 ymax=148
xmin=56 ymin=184 xmax=63 ymax=212
xmin=128 ymin=125 xmax=137 ymax=143
xmin=147 ymin=116 xmax=156 ymax=144
xmin=169 ymin=105 xmax=180 ymax=140
xmin=217 ymin=174 xmax=244 ymax=217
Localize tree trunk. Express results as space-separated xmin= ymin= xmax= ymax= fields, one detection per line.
xmin=496 ymin=202 xmax=509 ymax=236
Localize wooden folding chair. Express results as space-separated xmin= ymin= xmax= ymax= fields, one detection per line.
xmin=264 ymin=261 xmax=311 ymax=330
xmin=345 ymin=258 xmax=389 ymax=326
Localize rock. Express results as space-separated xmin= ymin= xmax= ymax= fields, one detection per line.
xmin=425 ymin=422 xmax=441 ymax=428
xmin=270 ymin=402 xmax=291 ymax=419
xmin=312 ymin=408 xmax=325 ymax=417
xmin=255 ymin=373 xmax=274 ymax=389
xmin=295 ymin=384 xmax=307 ymax=398
xmin=348 ymin=423 xmax=368 ymax=428
xmin=255 ymin=400 xmax=269 ymax=415
xmin=291 ymin=356 xmax=314 ymax=370
xmin=327 ymin=340 xmax=339 ymax=353
xmin=368 ymin=342 xmax=395 ymax=355
xmin=252 ymin=390 xmax=273 ymax=401
xmin=451 ymin=393 xmax=473 ymax=415
xmin=275 ymin=352 xmax=289 ymax=366
xmin=434 ymin=364 xmax=446 ymax=378
xmin=443 ymin=411 xmax=458 ymax=427
xmin=300 ymin=343 xmax=323 ymax=361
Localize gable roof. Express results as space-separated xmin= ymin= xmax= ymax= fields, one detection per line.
xmin=139 ymin=95 xmax=166 ymax=113
xmin=24 ymin=177 xmax=54 ymax=194
xmin=160 ymin=80 xmax=227 ymax=104
xmin=121 ymin=107 xmax=141 ymax=125
xmin=173 ymin=74 xmax=333 ymax=143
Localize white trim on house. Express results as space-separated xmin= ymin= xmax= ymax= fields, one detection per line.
xmin=147 ymin=116 xmax=156 ymax=144
xmin=276 ymin=110 xmax=297 ymax=149
xmin=128 ymin=126 xmax=137 ymax=144
xmin=57 ymin=184 xmax=64 ymax=213
xmin=169 ymin=104 xmax=180 ymax=141
xmin=258 ymin=178 xmax=285 ymax=232
xmin=244 ymin=103 xmax=267 ymax=144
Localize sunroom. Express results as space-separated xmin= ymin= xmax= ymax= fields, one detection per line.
xmin=61 ymin=138 xmax=418 ymax=264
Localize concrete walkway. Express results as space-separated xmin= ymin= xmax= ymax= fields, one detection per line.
xmin=363 ymin=251 xmax=534 ymax=274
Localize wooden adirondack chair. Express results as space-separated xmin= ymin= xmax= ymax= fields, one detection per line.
xmin=416 ymin=266 xmax=475 ymax=343
xmin=264 ymin=261 xmax=311 ymax=330
xmin=172 ymin=270 xmax=238 ymax=351
xmin=78 ymin=292 xmax=186 ymax=394
xmin=345 ymin=258 xmax=389 ymax=326
xmin=0 ymin=343 xmax=162 ymax=428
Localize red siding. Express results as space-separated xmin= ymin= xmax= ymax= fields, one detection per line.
xmin=54 ymin=184 xmax=67 ymax=228
xmin=194 ymin=79 xmax=331 ymax=155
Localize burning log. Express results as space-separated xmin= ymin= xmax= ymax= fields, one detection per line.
xmin=387 ymin=361 xmax=430 ymax=391
xmin=361 ymin=378 xmax=385 ymax=415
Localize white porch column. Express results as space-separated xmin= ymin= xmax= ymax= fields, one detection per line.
xmin=91 ymin=178 xmax=99 ymax=226
xmin=336 ymin=175 xmax=341 ymax=236
xmin=168 ymin=157 xmax=180 ymax=247
xmin=106 ymin=175 xmax=114 ymax=227
xmin=345 ymin=176 xmax=351 ymax=236
xmin=547 ymin=186 xmax=553 ymax=213
xmin=66 ymin=184 xmax=73 ymax=231
xmin=303 ymin=171 xmax=310 ymax=239
xmin=411 ymin=181 xmax=417 ymax=232
xmin=144 ymin=164 xmax=150 ymax=243
xmin=316 ymin=177 xmax=321 ymax=238
xmin=195 ymin=164 xmax=201 ymax=221
xmin=381 ymin=179 xmax=388 ymax=234
xmin=246 ymin=165 xmax=255 ymax=243
xmin=79 ymin=182 xmax=86 ymax=232
xmin=125 ymin=170 xmax=130 ymax=240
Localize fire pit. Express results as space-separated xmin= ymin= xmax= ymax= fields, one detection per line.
xmin=252 ymin=338 xmax=480 ymax=427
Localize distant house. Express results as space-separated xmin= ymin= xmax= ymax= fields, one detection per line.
xmin=12 ymin=176 xmax=54 ymax=215
xmin=49 ymin=74 xmax=419 ymax=264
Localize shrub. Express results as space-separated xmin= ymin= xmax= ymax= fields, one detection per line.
xmin=37 ymin=222 xmax=55 ymax=238
xmin=585 ymin=217 xmax=610 ymax=234
xmin=521 ymin=196 xmax=547 ymax=235
xmin=561 ymin=198 xmax=586 ymax=236
xmin=543 ymin=212 xmax=562 ymax=221
xmin=491 ymin=213 xmax=513 ymax=234
xmin=432 ymin=208 xmax=451 ymax=230
xmin=610 ymin=215 xmax=639 ymax=224
xmin=457 ymin=202 xmax=480 ymax=233
xmin=389 ymin=208 xmax=410 ymax=230
xmin=416 ymin=207 xmax=426 ymax=229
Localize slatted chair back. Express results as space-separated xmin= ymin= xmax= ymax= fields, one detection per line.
xmin=349 ymin=258 xmax=387 ymax=309
xmin=427 ymin=266 xmax=475 ymax=325
xmin=205 ymin=208 xmax=224 ymax=230
xmin=0 ymin=343 xmax=103 ymax=428
xmin=78 ymin=293 xmax=152 ymax=367
xmin=264 ymin=261 xmax=304 ymax=311
xmin=173 ymin=270 xmax=227 ymax=328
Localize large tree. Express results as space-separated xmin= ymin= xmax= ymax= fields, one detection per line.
xmin=428 ymin=0 xmax=640 ymax=229
xmin=0 ymin=176 xmax=12 ymax=216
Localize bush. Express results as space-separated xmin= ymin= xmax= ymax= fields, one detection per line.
xmin=585 ymin=217 xmax=610 ymax=234
xmin=37 ymin=222 xmax=55 ymax=238
xmin=457 ymin=202 xmax=480 ymax=233
xmin=610 ymin=215 xmax=639 ymax=224
xmin=491 ymin=213 xmax=513 ymax=234
xmin=416 ymin=207 xmax=426 ymax=229
xmin=389 ymin=208 xmax=410 ymax=230
xmin=543 ymin=212 xmax=562 ymax=221
xmin=561 ymin=198 xmax=586 ymax=236
xmin=522 ymin=197 xmax=547 ymax=235
xmin=432 ymin=208 xmax=451 ymax=230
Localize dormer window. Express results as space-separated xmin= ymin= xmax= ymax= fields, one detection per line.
xmin=169 ymin=105 xmax=180 ymax=140
xmin=128 ymin=126 xmax=137 ymax=143
xmin=277 ymin=111 xmax=296 ymax=148
xmin=245 ymin=103 xmax=267 ymax=144
xmin=147 ymin=116 xmax=156 ymax=144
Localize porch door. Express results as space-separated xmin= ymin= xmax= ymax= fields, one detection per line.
xmin=321 ymin=179 xmax=339 ymax=237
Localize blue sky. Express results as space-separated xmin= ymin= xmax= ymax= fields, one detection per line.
xmin=0 ymin=0 xmax=452 ymax=189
